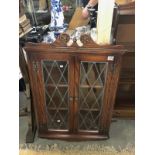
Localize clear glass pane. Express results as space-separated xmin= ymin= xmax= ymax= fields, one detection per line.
xmin=78 ymin=61 xmax=108 ymax=131
xmin=42 ymin=60 xmax=69 ymax=130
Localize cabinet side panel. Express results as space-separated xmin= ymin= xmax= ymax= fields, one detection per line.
xmin=101 ymin=56 xmax=123 ymax=134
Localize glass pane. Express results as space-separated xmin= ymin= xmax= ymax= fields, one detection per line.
xmin=42 ymin=60 xmax=69 ymax=130
xmin=78 ymin=61 xmax=108 ymax=131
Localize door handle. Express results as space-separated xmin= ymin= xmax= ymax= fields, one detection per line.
xmin=69 ymin=97 xmax=78 ymax=101
xmin=69 ymin=96 xmax=73 ymax=101
xmin=75 ymin=97 xmax=78 ymax=101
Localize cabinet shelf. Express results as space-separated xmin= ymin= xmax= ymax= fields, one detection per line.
xmin=80 ymin=109 xmax=100 ymax=112
xmin=80 ymin=85 xmax=103 ymax=88
xmin=48 ymin=107 xmax=101 ymax=111
xmin=45 ymin=84 xmax=68 ymax=87
xmin=47 ymin=107 xmax=68 ymax=111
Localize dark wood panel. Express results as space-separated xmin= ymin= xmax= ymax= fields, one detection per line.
xmin=113 ymin=108 xmax=135 ymax=118
xmin=114 ymin=1 xmax=135 ymax=118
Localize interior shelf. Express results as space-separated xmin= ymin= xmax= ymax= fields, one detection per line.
xmin=47 ymin=107 xmax=68 ymax=110
xmin=79 ymin=109 xmax=100 ymax=112
xmin=45 ymin=84 xmax=68 ymax=87
xmin=80 ymin=85 xmax=103 ymax=88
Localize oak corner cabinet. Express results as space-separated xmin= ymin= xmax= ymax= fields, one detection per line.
xmin=24 ymin=34 xmax=126 ymax=141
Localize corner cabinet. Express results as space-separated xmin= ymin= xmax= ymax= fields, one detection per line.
xmin=25 ymin=34 xmax=126 ymax=140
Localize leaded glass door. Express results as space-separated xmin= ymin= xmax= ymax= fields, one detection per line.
xmin=37 ymin=55 xmax=74 ymax=132
xmin=75 ymin=56 xmax=109 ymax=132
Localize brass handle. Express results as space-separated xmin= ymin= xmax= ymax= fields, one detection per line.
xmin=69 ymin=97 xmax=78 ymax=101
xmin=75 ymin=97 xmax=78 ymax=101
xmin=69 ymin=97 xmax=73 ymax=101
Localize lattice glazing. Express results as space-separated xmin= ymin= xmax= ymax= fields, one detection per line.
xmin=78 ymin=62 xmax=108 ymax=130
xmin=42 ymin=60 xmax=69 ymax=130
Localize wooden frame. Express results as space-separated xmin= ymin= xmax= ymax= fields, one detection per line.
xmin=24 ymin=34 xmax=126 ymax=140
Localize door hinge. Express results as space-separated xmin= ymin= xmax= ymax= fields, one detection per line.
xmin=32 ymin=61 xmax=39 ymax=72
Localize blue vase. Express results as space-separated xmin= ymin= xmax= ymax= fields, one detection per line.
xmin=50 ymin=0 xmax=64 ymax=28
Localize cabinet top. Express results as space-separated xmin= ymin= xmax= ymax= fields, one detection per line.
xmin=25 ymin=34 xmax=127 ymax=55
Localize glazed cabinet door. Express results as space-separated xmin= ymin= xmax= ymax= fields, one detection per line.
xmin=28 ymin=53 xmax=74 ymax=134
xmin=74 ymin=54 xmax=117 ymax=135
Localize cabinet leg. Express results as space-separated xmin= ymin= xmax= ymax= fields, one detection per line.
xmin=26 ymin=107 xmax=37 ymax=143
xmin=26 ymin=90 xmax=37 ymax=143
xmin=26 ymin=123 xmax=36 ymax=143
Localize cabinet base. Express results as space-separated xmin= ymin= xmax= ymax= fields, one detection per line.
xmin=38 ymin=132 xmax=109 ymax=141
